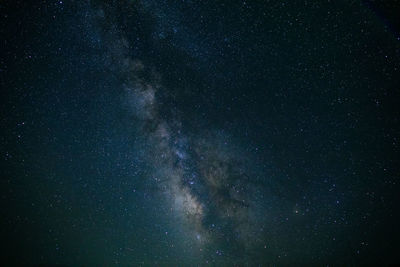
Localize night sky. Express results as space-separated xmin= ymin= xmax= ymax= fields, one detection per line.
xmin=1 ymin=0 xmax=400 ymax=265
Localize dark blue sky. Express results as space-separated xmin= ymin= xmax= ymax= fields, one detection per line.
xmin=1 ymin=0 xmax=400 ymax=265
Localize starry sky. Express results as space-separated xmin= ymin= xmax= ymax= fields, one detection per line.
xmin=1 ymin=0 xmax=400 ymax=265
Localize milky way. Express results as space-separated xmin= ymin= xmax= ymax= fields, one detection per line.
xmin=107 ymin=32 xmax=264 ymax=257
xmin=3 ymin=0 xmax=398 ymax=265
xmin=90 ymin=3 xmax=275 ymax=259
